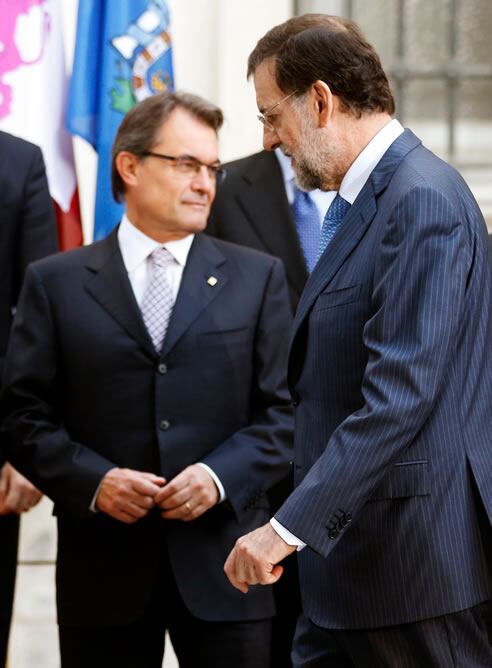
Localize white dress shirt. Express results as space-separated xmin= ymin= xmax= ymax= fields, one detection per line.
xmin=271 ymin=119 xmax=405 ymax=549
xmin=90 ymin=217 xmax=226 ymax=512
xmin=118 ymin=214 xmax=194 ymax=304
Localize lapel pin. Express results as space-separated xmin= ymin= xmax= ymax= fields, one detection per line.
xmin=207 ymin=276 xmax=218 ymax=287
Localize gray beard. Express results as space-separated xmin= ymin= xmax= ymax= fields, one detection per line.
xmin=294 ymin=155 xmax=325 ymax=191
xmin=289 ymin=108 xmax=330 ymax=191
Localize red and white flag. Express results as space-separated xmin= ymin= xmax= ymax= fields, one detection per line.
xmin=0 ymin=0 xmax=82 ymax=249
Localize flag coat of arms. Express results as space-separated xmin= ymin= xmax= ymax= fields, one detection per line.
xmin=0 ymin=0 xmax=82 ymax=249
xmin=67 ymin=0 xmax=174 ymax=240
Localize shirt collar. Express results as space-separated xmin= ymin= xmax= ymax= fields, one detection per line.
xmin=118 ymin=214 xmax=195 ymax=272
xmin=339 ymin=118 xmax=404 ymax=205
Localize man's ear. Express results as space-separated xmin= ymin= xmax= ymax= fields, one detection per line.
xmin=310 ymin=80 xmax=334 ymax=128
xmin=115 ymin=151 xmax=140 ymax=189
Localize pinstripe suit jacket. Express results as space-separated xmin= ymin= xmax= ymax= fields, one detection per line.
xmin=275 ymin=129 xmax=492 ymax=629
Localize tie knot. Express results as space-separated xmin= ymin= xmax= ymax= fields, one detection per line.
xmin=293 ymin=186 xmax=311 ymax=204
xmin=316 ymin=194 xmax=351 ymax=263
xmin=324 ymin=194 xmax=350 ymax=223
xmin=150 ymin=247 xmax=175 ymax=268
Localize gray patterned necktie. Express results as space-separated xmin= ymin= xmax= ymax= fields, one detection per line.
xmin=140 ymin=247 xmax=175 ymax=353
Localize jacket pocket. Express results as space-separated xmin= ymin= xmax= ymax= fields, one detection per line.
xmin=313 ymin=284 xmax=361 ymax=311
xmin=369 ymin=460 xmax=430 ymax=501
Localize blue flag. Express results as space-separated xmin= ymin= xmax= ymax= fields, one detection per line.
xmin=67 ymin=0 xmax=174 ymax=240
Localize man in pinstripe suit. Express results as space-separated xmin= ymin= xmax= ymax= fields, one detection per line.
xmin=225 ymin=14 xmax=492 ymax=667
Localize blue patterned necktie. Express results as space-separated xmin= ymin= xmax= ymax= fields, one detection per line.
xmin=291 ymin=186 xmax=321 ymax=273
xmin=317 ymin=194 xmax=351 ymax=262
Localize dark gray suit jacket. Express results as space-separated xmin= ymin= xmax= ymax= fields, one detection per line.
xmin=2 ymin=230 xmax=293 ymax=626
xmin=0 ymin=131 xmax=57 ymax=418
xmin=0 ymin=131 xmax=57 ymax=633
xmin=208 ymin=150 xmax=308 ymax=310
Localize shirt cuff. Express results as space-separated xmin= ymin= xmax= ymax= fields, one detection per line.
xmin=270 ymin=517 xmax=306 ymax=551
xmin=196 ymin=463 xmax=226 ymax=503
xmin=89 ymin=481 xmax=103 ymax=513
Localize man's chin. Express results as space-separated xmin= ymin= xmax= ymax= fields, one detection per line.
xmin=178 ymin=207 xmax=210 ymax=232
xmin=293 ymin=169 xmax=322 ymax=192
xmin=184 ymin=217 xmax=209 ymax=233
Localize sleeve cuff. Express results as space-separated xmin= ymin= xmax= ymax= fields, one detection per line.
xmin=270 ymin=517 xmax=306 ymax=551
xmin=196 ymin=462 xmax=226 ymax=503
xmin=89 ymin=481 xmax=103 ymax=513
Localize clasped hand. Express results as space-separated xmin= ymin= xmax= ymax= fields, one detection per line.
xmin=96 ymin=464 xmax=219 ymax=524
xmin=0 ymin=463 xmax=43 ymax=515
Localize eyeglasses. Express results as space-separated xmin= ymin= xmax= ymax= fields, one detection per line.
xmin=257 ymin=90 xmax=298 ymax=131
xmin=141 ymin=151 xmax=227 ymax=185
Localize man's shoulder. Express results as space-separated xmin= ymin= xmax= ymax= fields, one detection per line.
xmin=383 ymin=141 xmax=485 ymax=244
xmin=395 ymin=144 xmax=477 ymax=213
xmin=28 ymin=238 xmax=107 ymax=279
xmin=393 ymin=135 xmax=464 ymax=191
xmin=0 ymin=130 xmax=41 ymax=161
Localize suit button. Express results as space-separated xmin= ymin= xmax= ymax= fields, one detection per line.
xmin=157 ymin=363 xmax=168 ymax=375
xmin=346 ymin=513 xmax=352 ymax=524
xmin=328 ymin=529 xmax=338 ymax=540
xmin=291 ymin=391 xmax=300 ymax=407
xmin=159 ymin=419 xmax=170 ymax=431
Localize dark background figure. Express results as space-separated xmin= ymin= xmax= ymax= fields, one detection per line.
xmin=209 ymin=149 xmax=307 ymax=310
xmin=208 ymin=148 xmax=334 ymax=665
xmin=1 ymin=93 xmax=293 ymax=668
xmin=226 ymin=14 xmax=492 ymax=667
xmin=0 ymin=130 xmax=58 ymax=667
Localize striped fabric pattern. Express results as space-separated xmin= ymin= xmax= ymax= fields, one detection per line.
xmin=276 ymin=130 xmax=492 ymax=630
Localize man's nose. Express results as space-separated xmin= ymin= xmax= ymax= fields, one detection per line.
xmin=262 ymin=125 xmax=281 ymax=151
xmin=191 ymin=165 xmax=215 ymax=193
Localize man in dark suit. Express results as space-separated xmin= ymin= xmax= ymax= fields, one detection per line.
xmin=0 ymin=131 xmax=58 ymax=666
xmin=226 ymin=14 xmax=492 ymax=666
xmin=208 ymin=150 xmax=336 ymax=311
xmin=208 ymin=148 xmax=334 ymax=666
xmin=209 ymin=150 xmax=305 ymax=310
xmin=1 ymin=92 xmax=293 ymax=668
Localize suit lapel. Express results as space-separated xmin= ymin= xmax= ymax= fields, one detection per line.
xmin=291 ymin=129 xmax=422 ymax=343
xmin=292 ymin=183 xmax=377 ymax=337
xmin=236 ymin=152 xmax=308 ymax=295
xmin=161 ymin=234 xmax=228 ymax=358
xmin=84 ymin=229 xmax=157 ymax=360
